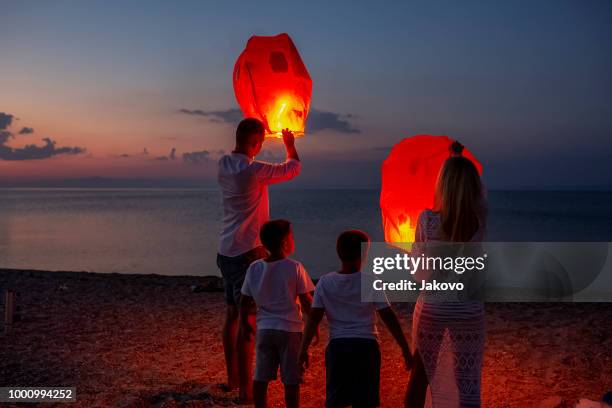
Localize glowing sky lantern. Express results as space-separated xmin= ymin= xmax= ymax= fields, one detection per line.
xmin=380 ymin=135 xmax=483 ymax=244
xmin=233 ymin=33 xmax=312 ymax=138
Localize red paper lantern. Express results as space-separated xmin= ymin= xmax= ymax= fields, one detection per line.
xmin=380 ymin=135 xmax=483 ymax=243
xmin=233 ymin=33 xmax=312 ymax=138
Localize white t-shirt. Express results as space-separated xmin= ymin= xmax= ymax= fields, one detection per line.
xmin=312 ymin=271 xmax=390 ymax=340
xmin=241 ymin=258 xmax=315 ymax=333
xmin=217 ymin=153 xmax=301 ymax=257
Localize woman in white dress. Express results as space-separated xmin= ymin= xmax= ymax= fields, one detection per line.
xmin=405 ymin=144 xmax=487 ymax=408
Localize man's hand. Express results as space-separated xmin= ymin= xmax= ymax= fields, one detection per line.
xmin=282 ymin=128 xmax=295 ymax=148
xmin=298 ymin=349 xmax=310 ymax=373
xmin=282 ymin=128 xmax=300 ymax=161
xmin=402 ymin=349 xmax=413 ymax=371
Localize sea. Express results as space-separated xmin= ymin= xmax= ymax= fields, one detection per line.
xmin=0 ymin=188 xmax=611 ymax=278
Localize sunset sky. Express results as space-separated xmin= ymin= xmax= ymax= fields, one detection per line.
xmin=1 ymin=0 xmax=611 ymax=189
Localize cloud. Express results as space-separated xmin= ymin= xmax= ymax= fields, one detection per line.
xmin=183 ymin=148 xmax=225 ymax=164
xmin=178 ymin=107 xmax=360 ymax=134
xmin=19 ymin=127 xmax=34 ymax=134
xmin=183 ymin=150 xmax=211 ymax=164
xmin=154 ymin=147 xmax=176 ymax=161
xmin=0 ymin=111 xmax=86 ymax=161
xmin=0 ymin=112 xmax=14 ymax=130
xmin=117 ymin=147 xmax=155 ymax=159
xmin=0 ymin=137 xmax=85 ymax=161
xmin=308 ymin=109 xmax=360 ymax=134
xmin=178 ymin=108 xmax=243 ymax=124
xmin=0 ymin=131 xmax=12 ymax=144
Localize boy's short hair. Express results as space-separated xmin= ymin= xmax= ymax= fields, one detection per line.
xmin=260 ymin=219 xmax=292 ymax=252
xmin=236 ymin=118 xmax=265 ymax=147
xmin=336 ymin=230 xmax=370 ymax=262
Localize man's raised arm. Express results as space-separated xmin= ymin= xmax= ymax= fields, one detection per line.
xmin=282 ymin=128 xmax=300 ymax=162
xmin=252 ymin=129 xmax=301 ymax=185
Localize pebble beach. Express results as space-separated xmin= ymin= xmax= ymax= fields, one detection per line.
xmin=1 ymin=269 xmax=611 ymax=407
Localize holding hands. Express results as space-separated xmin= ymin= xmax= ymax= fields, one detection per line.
xmin=298 ymin=349 xmax=310 ymax=373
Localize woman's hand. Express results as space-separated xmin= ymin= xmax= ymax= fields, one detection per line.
xmin=403 ymin=349 xmax=413 ymax=371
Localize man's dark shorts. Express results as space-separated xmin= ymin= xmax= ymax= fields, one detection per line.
xmin=325 ymin=337 xmax=381 ymax=408
xmin=216 ymin=246 xmax=267 ymax=306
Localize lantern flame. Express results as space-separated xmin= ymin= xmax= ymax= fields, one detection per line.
xmin=382 ymin=213 xmax=415 ymax=252
xmin=266 ymin=94 xmax=307 ymax=137
xmin=388 ymin=216 xmax=416 ymax=243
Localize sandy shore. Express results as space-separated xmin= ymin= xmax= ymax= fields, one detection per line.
xmin=1 ymin=269 xmax=610 ymax=408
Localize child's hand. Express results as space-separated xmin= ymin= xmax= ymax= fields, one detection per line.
xmin=298 ymin=349 xmax=309 ymax=372
xmin=240 ymin=321 xmax=255 ymax=341
xmin=282 ymin=128 xmax=295 ymax=148
xmin=402 ymin=350 xmax=413 ymax=371
xmin=311 ymin=327 xmax=321 ymax=346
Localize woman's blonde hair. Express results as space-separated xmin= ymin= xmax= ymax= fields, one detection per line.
xmin=434 ymin=146 xmax=484 ymax=242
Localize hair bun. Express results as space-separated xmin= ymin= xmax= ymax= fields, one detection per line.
xmin=450 ymin=140 xmax=464 ymax=156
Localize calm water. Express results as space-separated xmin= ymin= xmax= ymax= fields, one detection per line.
xmin=0 ymin=189 xmax=611 ymax=277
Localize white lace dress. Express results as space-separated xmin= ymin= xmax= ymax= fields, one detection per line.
xmin=412 ymin=209 xmax=485 ymax=408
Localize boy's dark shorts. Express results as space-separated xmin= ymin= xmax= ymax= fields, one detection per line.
xmin=216 ymin=246 xmax=267 ymax=306
xmin=325 ymin=337 xmax=381 ymax=408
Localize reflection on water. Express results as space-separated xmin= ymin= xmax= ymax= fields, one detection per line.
xmin=0 ymin=189 xmax=611 ymax=277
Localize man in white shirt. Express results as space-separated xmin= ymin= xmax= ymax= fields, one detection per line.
xmin=216 ymin=118 xmax=301 ymax=403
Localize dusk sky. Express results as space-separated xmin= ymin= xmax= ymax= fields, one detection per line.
xmin=1 ymin=0 xmax=611 ymax=189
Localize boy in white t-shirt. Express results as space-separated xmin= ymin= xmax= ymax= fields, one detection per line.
xmin=240 ymin=219 xmax=315 ymax=408
xmin=299 ymin=230 xmax=412 ymax=408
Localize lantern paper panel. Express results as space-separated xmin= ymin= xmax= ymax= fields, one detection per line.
xmin=233 ymin=33 xmax=312 ymax=138
xmin=380 ymin=135 xmax=483 ymax=244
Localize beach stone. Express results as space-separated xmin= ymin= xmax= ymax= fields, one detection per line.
xmin=184 ymin=401 xmax=209 ymax=408
xmin=538 ymin=396 xmax=564 ymax=408
xmin=159 ymin=397 xmax=179 ymax=408
xmin=575 ymin=398 xmax=610 ymax=408
xmin=193 ymin=277 xmax=224 ymax=293
xmin=2 ymin=269 xmax=611 ymax=408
